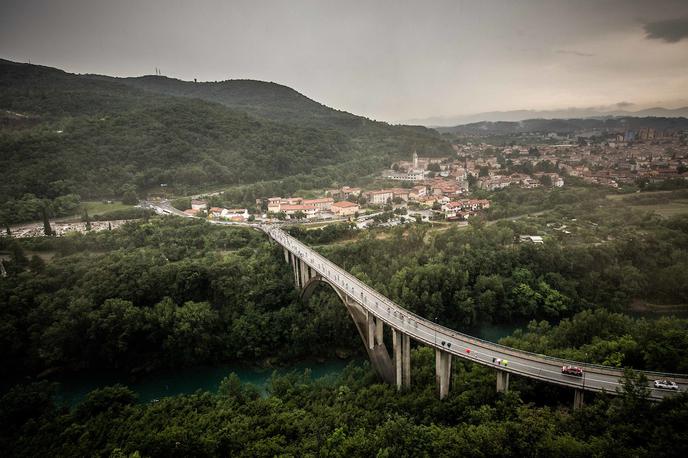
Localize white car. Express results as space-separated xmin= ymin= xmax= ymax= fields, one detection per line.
xmin=654 ymin=379 xmax=679 ymax=391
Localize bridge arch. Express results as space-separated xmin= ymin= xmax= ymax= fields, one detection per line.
xmin=298 ymin=272 xmax=396 ymax=384
xmin=300 ymin=275 xmax=344 ymax=303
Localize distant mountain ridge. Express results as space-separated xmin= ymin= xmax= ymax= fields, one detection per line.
xmin=407 ymin=106 xmax=688 ymax=127
xmin=436 ymin=116 xmax=688 ymax=136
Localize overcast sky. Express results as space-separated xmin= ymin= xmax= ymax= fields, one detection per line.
xmin=2 ymin=0 xmax=688 ymax=123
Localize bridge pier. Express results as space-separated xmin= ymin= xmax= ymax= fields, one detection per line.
xmin=496 ymin=370 xmax=509 ymax=393
xmin=403 ymin=333 xmax=411 ymax=389
xmin=573 ymin=389 xmax=584 ymax=410
xmin=393 ymin=329 xmax=402 ymax=390
xmin=290 ymin=253 xmax=299 ymax=288
xmin=299 ymin=259 xmax=309 ymax=289
xmin=392 ymin=329 xmax=411 ymax=390
xmin=367 ymin=313 xmax=375 ymax=350
xmin=435 ymin=349 xmax=452 ymax=399
xmin=375 ymin=317 xmax=384 ymax=345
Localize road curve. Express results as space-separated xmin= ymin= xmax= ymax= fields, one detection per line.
xmin=262 ymin=225 xmax=688 ymax=401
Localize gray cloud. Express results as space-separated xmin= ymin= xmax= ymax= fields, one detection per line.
xmin=644 ymin=17 xmax=688 ymax=42
xmin=615 ymin=101 xmax=635 ymax=108
xmin=1 ymin=0 xmax=688 ymax=122
xmin=556 ymin=49 xmax=595 ymax=57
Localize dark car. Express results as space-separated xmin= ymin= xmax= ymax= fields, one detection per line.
xmin=562 ymin=365 xmax=583 ymax=376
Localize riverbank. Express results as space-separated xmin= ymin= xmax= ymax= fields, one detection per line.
xmin=47 ymin=358 xmax=359 ymax=406
xmin=35 ymin=321 xmax=524 ymax=406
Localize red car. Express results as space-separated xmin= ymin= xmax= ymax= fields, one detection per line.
xmin=562 ymin=365 xmax=583 ymax=376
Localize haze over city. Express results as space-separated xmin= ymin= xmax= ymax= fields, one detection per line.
xmin=2 ymin=0 xmax=688 ymax=124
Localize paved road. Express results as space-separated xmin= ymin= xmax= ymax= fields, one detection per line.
xmin=263 ymin=224 xmax=688 ymax=401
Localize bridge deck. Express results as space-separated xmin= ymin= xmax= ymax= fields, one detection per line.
xmin=264 ymin=225 xmax=688 ymax=401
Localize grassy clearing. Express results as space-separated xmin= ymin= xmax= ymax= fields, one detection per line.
xmin=606 ymin=190 xmax=688 ymax=217
xmin=605 ymin=190 xmax=675 ymax=201
xmin=80 ymin=201 xmax=133 ymax=216
xmin=627 ymin=201 xmax=688 ymax=217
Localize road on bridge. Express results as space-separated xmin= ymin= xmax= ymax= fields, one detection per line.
xmin=264 ymin=225 xmax=688 ymax=401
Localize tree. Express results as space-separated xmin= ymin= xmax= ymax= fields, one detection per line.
xmin=83 ymin=209 xmax=92 ymax=231
xmin=41 ymin=204 xmax=52 ymax=236
xmin=28 ymin=255 xmax=45 ymax=273
xmin=539 ymin=174 xmax=553 ymax=187
xmin=122 ymin=190 xmax=138 ymax=205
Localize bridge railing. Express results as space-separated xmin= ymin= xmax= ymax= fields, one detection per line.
xmin=266 ymin=226 xmax=688 ymax=381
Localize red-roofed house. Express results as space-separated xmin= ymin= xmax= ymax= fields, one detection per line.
xmin=331 ymin=201 xmax=359 ymax=216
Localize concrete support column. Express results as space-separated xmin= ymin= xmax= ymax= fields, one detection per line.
xmin=573 ymin=389 xmax=584 ymax=410
xmin=375 ymin=318 xmax=384 ymax=346
xmin=435 ymin=349 xmax=452 ymax=399
xmin=496 ymin=370 xmax=510 ymax=393
xmin=367 ymin=313 xmax=375 ymax=350
xmin=283 ymin=247 xmax=289 ymax=263
xmin=402 ymin=333 xmax=411 ymax=388
xmin=291 ymin=253 xmax=299 ymax=288
xmin=299 ymin=259 xmax=309 ymax=289
xmin=393 ymin=329 xmax=403 ymax=390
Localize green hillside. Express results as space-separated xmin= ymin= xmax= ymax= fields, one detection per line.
xmin=0 ymin=59 xmax=450 ymax=224
xmin=101 ymin=73 xmax=453 ymax=165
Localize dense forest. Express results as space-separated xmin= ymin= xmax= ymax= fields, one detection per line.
xmin=0 ymin=218 xmax=358 ymax=377
xmin=317 ymin=217 xmax=688 ymax=329
xmin=2 ymin=210 xmax=688 ymax=455
xmin=0 ymin=59 xmax=451 ymax=224
xmin=3 ymin=205 xmax=688 ymax=378
xmin=2 ymin=349 xmax=688 ymax=457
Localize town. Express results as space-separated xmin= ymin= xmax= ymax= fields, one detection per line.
xmin=179 ymin=125 xmax=687 ymax=227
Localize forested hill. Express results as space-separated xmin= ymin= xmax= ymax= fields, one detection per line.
xmin=105 ymin=75 xmax=362 ymax=131
xmin=0 ymin=59 xmax=449 ymax=217
xmin=100 ymin=73 xmax=439 ymax=145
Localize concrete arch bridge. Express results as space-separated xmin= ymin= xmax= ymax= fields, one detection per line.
xmin=261 ymin=225 xmax=687 ymax=408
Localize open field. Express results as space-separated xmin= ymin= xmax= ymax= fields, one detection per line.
xmin=606 ymin=190 xmax=688 ymax=217
xmin=627 ymin=201 xmax=688 ymax=217
xmin=79 ymin=201 xmax=133 ymax=216
xmin=605 ymin=190 xmax=675 ymax=201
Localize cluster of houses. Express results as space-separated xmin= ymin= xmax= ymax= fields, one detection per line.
xmin=478 ymin=172 xmax=564 ymax=191
xmin=183 ymin=199 xmax=250 ymax=222
xmin=362 ymin=177 xmax=470 ymax=205
xmin=455 ymin=129 xmax=687 ymax=189
xmin=441 ymin=199 xmax=491 ymax=220
xmin=266 ymin=195 xmax=360 ymax=218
